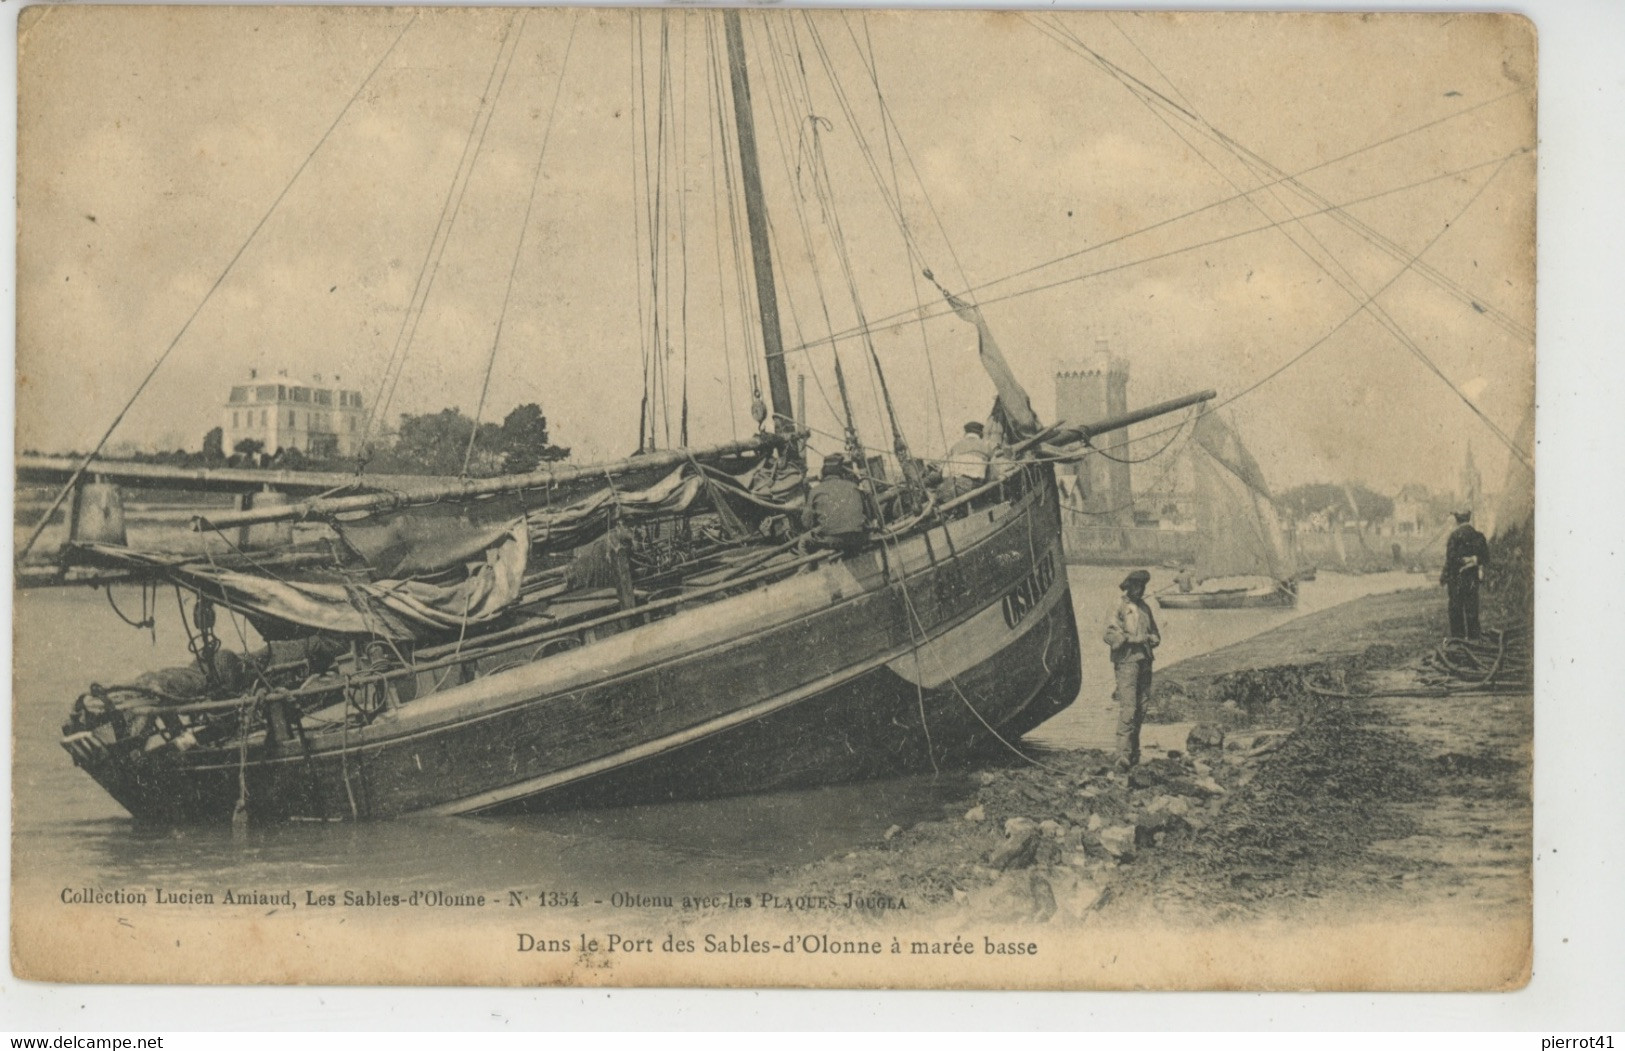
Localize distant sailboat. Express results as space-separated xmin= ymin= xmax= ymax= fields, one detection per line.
xmin=1157 ymin=412 xmax=1297 ymax=609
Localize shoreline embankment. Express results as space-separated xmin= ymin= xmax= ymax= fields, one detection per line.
xmin=774 ymin=579 xmax=1531 ymax=928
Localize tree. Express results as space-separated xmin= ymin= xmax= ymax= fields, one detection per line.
xmin=369 ymin=408 xmax=498 ymax=476
xmin=233 ymin=438 xmax=265 ymax=458
xmin=202 ymin=426 xmax=225 ymax=463
xmin=498 ymin=403 xmax=570 ymax=473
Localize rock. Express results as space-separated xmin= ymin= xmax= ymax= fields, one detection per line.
xmin=1019 ymin=783 xmax=1051 ymax=805
xmin=963 ymin=805 xmax=986 ymax=823
xmin=1127 ymin=757 xmax=1184 ymax=789
xmin=988 ymin=822 xmax=1041 ymax=870
xmin=1087 ymin=813 xmax=1104 ymax=832
xmin=979 ymin=771 xmax=998 ymax=786
xmin=1047 ymin=869 xmax=1104 ymax=920
xmin=952 ymin=887 xmax=969 ymax=904
xmin=1077 ymin=785 xmax=1101 ymax=799
xmin=1096 ymin=824 xmax=1137 ymax=859
xmin=1160 ymin=776 xmax=1209 ymax=798
xmin=883 ymin=824 xmax=903 ymax=841
xmin=1067 ymin=851 xmax=1091 ymax=870
xmin=1186 ymin=723 xmax=1226 ymax=752
xmin=1135 ymin=810 xmax=1191 ymax=846
xmin=1147 ymin=794 xmax=1191 ymax=817
xmin=1063 ymin=808 xmax=1091 ymax=826
xmin=1038 ymin=819 xmax=1065 ymax=840
xmin=1029 ymin=873 xmax=1058 ymax=922
xmin=1191 ymin=776 xmax=1226 ymax=796
xmin=1249 ymin=732 xmax=1290 ymax=757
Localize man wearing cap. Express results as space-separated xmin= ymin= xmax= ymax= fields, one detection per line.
xmin=803 ymin=452 xmax=868 ymax=554
xmin=938 ymin=421 xmax=993 ymax=498
xmin=1440 ymin=510 xmax=1490 ymax=639
xmin=1103 ymin=569 xmax=1160 ymax=768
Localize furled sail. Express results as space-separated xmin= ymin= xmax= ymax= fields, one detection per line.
xmin=1188 ymin=413 xmax=1295 ymax=582
xmin=334 ymin=460 xmax=803 ymax=577
xmin=67 ymin=460 xmax=807 ymax=639
xmin=940 ymin=290 xmax=1040 ymax=437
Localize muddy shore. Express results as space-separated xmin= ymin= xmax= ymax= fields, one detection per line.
xmin=771 ymin=583 xmax=1532 ymax=934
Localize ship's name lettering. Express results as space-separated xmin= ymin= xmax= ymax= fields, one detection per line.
xmin=1001 ymin=552 xmax=1056 ymax=628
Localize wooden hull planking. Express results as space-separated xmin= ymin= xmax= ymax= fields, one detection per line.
xmin=72 ymin=467 xmax=1080 ymax=822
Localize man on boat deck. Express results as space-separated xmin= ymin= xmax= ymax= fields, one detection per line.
xmin=1103 ymin=569 xmax=1160 ymax=769
xmin=1440 ymin=509 xmax=1491 ymax=639
xmin=803 ymin=452 xmax=868 ymax=554
xmin=938 ymin=421 xmax=992 ymax=499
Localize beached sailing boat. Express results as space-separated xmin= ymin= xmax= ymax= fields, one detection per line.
xmin=1156 ymin=413 xmax=1297 ymax=610
xmin=45 ymin=11 xmax=1212 ymax=822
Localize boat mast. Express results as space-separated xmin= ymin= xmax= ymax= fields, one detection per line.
xmin=722 ymin=10 xmax=794 ymax=435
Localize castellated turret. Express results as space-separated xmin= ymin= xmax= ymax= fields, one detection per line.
xmin=1055 ymin=339 xmax=1133 ymax=527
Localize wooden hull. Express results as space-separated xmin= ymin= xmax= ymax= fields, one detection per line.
xmin=72 ymin=467 xmax=1080 ymax=822
xmin=1155 ymin=580 xmax=1296 ymax=609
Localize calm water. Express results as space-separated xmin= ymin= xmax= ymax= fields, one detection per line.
xmin=12 ymin=567 xmax=1424 ymax=896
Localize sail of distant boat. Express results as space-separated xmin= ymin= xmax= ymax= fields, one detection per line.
xmin=1158 ymin=412 xmax=1297 ymax=609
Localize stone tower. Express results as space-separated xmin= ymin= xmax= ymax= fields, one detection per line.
xmin=1055 ymin=340 xmax=1133 ymax=526
xmin=1460 ymin=442 xmax=1482 ymax=513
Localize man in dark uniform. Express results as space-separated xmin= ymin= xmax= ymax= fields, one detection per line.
xmin=1440 ymin=509 xmax=1490 ymax=639
xmin=803 ymin=452 xmax=868 ymax=554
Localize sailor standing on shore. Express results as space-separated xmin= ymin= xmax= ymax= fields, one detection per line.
xmin=1104 ymin=569 xmax=1160 ymax=769
xmin=1440 ymin=510 xmax=1490 ymax=639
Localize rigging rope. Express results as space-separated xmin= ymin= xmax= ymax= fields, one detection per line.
xmin=851 ymin=11 xmax=950 ymax=454
xmin=678 ymin=15 xmax=693 ymax=448
xmin=780 ymin=17 xmax=913 ymax=465
xmin=793 ymin=144 xmax=1527 ymax=357
xmin=789 ymin=81 xmax=1532 ymax=356
xmin=1045 ymin=14 xmax=1532 ymax=470
xmin=368 ymin=11 xmax=524 ymax=444
xmin=462 ymin=12 xmax=581 ymax=476
xmin=630 ymin=17 xmax=652 ymax=451
xmin=21 ymin=12 xmax=419 ymax=563
xmin=1083 ymin=13 xmax=1534 ymax=346
xmin=1065 ymin=152 xmax=1530 ymax=466
xmin=742 ymin=15 xmax=861 ymax=440
xmin=702 ymin=23 xmax=742 ymax=440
